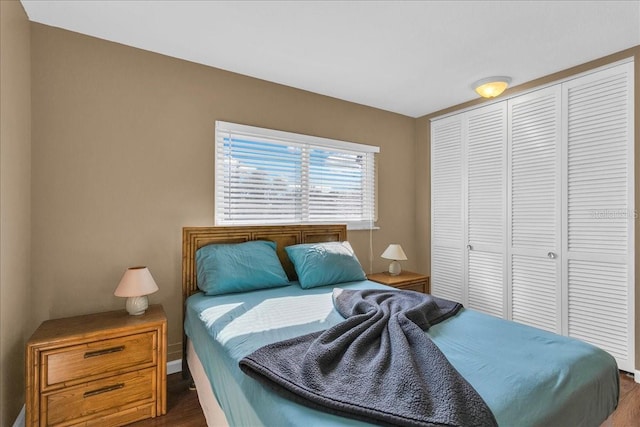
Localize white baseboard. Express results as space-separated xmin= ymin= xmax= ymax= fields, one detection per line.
xmin=13 ymin=360 xmax=183 ymax=426
xmin=12 ymin=405 xmax=25 ymax=427
xmin=635 ymin=370 xmax=639 ymax=384
xmin=167 ymin=358 xmax=182 ymax=375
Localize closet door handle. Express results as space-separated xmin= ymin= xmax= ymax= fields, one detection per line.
xmin=467 ymin=245 xmax=473 ymax=251
xmin=547 ymin=252 xmax=557 ymax=259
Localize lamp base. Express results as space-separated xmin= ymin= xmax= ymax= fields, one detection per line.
xmin=388 ymin=260 xmax=402 ymax=276
xmin=125 ymin=295 xmax=149 ymax=316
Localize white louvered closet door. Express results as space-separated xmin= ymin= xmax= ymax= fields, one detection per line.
xmin=431 ymin=115 xmax=464 ymax=302
xmin=466 ymin=104 xmax=507 ymax=317
xmin=508 ymin=86 xmax=562 ymax=333
xmin=563 ymin=62 xmax=635 ymax=372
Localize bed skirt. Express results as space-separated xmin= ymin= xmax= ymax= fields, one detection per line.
xmin=187 ymin=339 xmax=229 ymax=427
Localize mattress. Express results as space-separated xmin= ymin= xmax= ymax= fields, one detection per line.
xmin=184 ymin=280 xmax=619 ymax=427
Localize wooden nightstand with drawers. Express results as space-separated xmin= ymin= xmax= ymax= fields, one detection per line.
xmin=367 ymin=271 xmax=430 ymax=294
xmin=26 ymin=305 xmax=167 ymax=427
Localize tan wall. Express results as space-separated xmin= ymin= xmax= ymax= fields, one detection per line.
xmin=0 ymin=0 xmax=32 ymax=424
xmin=415 ymin=46 xmax=640 ymax=372
xmin=30 ymin=23 xmax=416 ymax=361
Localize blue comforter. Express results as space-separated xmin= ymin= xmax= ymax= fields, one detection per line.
xmin=185 ymin=280 xmax=619 ymax=427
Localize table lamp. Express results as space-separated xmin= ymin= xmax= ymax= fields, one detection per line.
xmin=381 ymin=244 xmax=407 ymax=276
xmin=114 ymin=266 xmax=159 ymax=315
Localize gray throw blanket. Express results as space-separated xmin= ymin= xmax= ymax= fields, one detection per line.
xmin=239 ymin=288 xmax=497 ymax=427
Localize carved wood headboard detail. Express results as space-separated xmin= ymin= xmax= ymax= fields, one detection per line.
xmin=182 ymin=224 xmax=347 ymax=303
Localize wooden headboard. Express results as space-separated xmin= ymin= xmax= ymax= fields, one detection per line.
xmin=182 ymin=224 xmax=347 ymax=303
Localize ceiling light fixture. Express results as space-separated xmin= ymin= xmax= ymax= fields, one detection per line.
xmin=473 ymin=76 xmax=512 ymax=98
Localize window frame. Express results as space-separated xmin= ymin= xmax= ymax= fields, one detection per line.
xmin=214 ymin=121 xmax=379 ymax=230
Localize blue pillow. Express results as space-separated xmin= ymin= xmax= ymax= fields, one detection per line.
xmin=196 ymin=240 xmax=289 ymax=296
xmin=285 ymin=241 xmax=366 ymax=289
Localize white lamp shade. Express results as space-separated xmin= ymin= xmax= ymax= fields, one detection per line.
xmin=381 ymin=244 xmax=407 ymax=261
xmin=114 ymin=266 xmax=159 ymax=297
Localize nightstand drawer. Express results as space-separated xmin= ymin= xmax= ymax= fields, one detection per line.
xmin=44 ymin=367 xmax=156 ymax=426
xmin=44 ymin=331 xmax=156 ymax=388
xmin=367 ymin=271 xmax=430 ymax=294
xmin=84 ymin=404 xmax=155 ymax=427
xmin=396 ymin=282 xmax=425 ymax=293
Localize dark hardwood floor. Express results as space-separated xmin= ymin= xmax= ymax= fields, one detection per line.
xmin=131 ymin=371 xmax=639 ymax=427
xmin=606 ymin=372 xmax=640 ymax=427
xmin=129 ymin=374 xmax=206 ymax=427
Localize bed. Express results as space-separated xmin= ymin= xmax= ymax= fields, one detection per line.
xmin=182 ymin=224 xmax=619 ymax=427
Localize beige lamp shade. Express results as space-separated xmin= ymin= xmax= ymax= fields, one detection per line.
xmin=381 ymin=244 xmax=407 ymax=276
xmin=114 ymin=266 xmax=158 ymax=315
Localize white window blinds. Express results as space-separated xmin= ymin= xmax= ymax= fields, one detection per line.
xmin=215 ymin=121 xmax=379 ymax=229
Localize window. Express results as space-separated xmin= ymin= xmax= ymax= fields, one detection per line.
xmin=215 ymin=121 xmax=379 ymax=229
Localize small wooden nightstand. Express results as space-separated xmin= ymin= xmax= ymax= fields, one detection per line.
xmin=367 ymin=271 xmax=430 ymax=294
xmin=26 ymin=305 xmax=167 ymax=427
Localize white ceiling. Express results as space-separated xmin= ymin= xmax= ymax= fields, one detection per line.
xmin=20 ymin=0 xmax=640 ymax=118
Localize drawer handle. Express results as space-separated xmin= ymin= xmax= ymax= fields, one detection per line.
xmin=84 ymin=345 xmax=125 ymax=358
xmin=83 ymin=383 xmax=124 ymax=398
